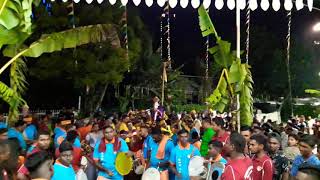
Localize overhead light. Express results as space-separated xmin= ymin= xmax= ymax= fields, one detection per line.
xmin=109 ymin=0 xmax=117 ymax=5
xmin=97 ymin=0 xmax=103 ymax=3
xmin=284 ymin=0 xmax=293 ymax=10
xmin=191 ymin=0 xmax=200 ymax=8
xmin=260 ymin=0 xmax=270 ymax=11
xmin=313 ymin=22 xmax=320 ymax=32
xmin=238 ymin=0 xmax=246 ymax=10
xmin=272 ymin=0 xmax=280 ymax=11
xmin=203 ymin=0 xmax=211 ymax=9
xmin=180 ymin=0 xmax=189 ymax=8
xmin=157 ymin=0 xmax=166 ymax=7
xmin=307 ymin=0 xmax=313 ymax=11
xmin=169 ymin=0 xmax=178 ymax=8
xmin=121 ymin=0 xmax=128 ymax=5
xmin=227 ymin=0 xmax=235 ymax=10
xmin=145 ymin=0 xmax=153 ymax=6
xmin=249 ymin=0 xmax=258 ymax=10
xmin=133 ymin=0 xmax=141 ymax=6
xmin=74 ymin=0 xmax=81 ymax=3
xmin=295 ymin=0 xmax=304 ymax=10
xmin=62 ymin=0 xmax=68 ymax=2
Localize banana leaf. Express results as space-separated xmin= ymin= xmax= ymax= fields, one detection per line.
xmin=1 ymin=24 xmax=120 ymax=74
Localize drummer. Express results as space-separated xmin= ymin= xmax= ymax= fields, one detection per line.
xmin=148 ymin=127 xmax=174 ymax=179
xmin=93 ymin=126 xmax=130 ymax=180
xmin=169 ymin=129 xmax=200 ymax=180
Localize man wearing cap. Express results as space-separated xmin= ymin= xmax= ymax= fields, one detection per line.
xmin=268 ymin=132 xmax=289 ymax=180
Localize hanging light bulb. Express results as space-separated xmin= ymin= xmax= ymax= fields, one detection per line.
xmin=227 ymin=0 xmax=235 ymax=10
xmin=74 ymin=0 xmax=80 ymax=3
xmin=180 ymin=0 xmax=189 ymax=8
xmin=295 ymin=0 xmax=304 ymax=10
xmin=284 ymin=0 xmax=293 ymax=10
xmin=157 ymin=0 xmax=166 ymax=7
xmin=260 ymin=0 xmax=269 ymax=11
xmin=109 ymin=0 xmax=116 ymax=5
xmin=203 ymin=0 xmax=211 ymax=9
xmin=121 ymin=0 xmax=128 ymax=5
xmin=249 ymin=0 xmax=258 ymax=10
xmin=97 ymin=0 xmax=103 ymax=4
xmin=307 ymin=0 xmax=313 ymax=11
xmin=169 ymin=0 xmax=178 ymax=8
xmin=62 ymin=0 xmax=68 ymax=2
xmin=272 ymin=0 xmax=280 ymax=11
xmin=133 ymin=0 xmax=141 ymax=6
xmin=191 ymin=0 xmax=200 ymax=8
xmin=238 ymin=0 xmax=246 ymax=10
xmin=145 ymin=0 xmax=153 ymax=6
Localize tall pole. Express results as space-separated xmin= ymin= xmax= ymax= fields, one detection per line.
xmin=286 ymin=10 xmax=293 ymax=117
xmin=236 ymin=0 xmax=241 ymax=132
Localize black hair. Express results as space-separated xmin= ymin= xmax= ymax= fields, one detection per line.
xmin=288 ymin=133 xmax=300 ymax=141
xmin=104 ymin=125 xmax=114 ymax=130
xmin=37 ymin=130 xmax=50 ymax=139
xmin=213 ymin=117 xmax=224 ymax=128
xmin=119 ymin=130 xmax=128 ymax=135
xmin=191 ymin=131 xmax=200 ymax=140
xmin=151 ymin=127 xmax=162 ymax=135
xmin=230 ymin=132 xmax=246 ymax=153
xmin=209 ymin=140 xmax=223 ymax=149
xmin=66 ymin=130 xmax=78 ymax=143
xmin=298 ymin=164 xmax=320 ymax=180
xmin=202 ymin=117 xmax=211 ymax=124
xmin=250 ymin=134 xmax=268 ymax=151
xmin=177 ymin=129 xmax=188 ymax=136
xmin=0 ymin=128 xmax=8 ymax=134
xmin=299 ymin=134 xmax=317 ymax=148
xmin=59 ymin=141 xmax=73 ymax=153
xmin=240 ymin=125 xmax=251 ymax=132
xmin=25 ymin=151 xmax=52 ymax=174
xmin=14 ymin=120 xmax=25 ymax=127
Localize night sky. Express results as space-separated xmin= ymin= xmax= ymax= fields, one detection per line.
xmin=135 ymin=3 xmax=320 ymax=74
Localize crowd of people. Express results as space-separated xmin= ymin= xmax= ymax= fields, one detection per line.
xmin=1 ymin=99 xmax=320 ymax=180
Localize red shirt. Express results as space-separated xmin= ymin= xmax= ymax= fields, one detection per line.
xmin=212 ymin=131 xmax=230 ymax=145
xmin=55 ymin=146 xmax=82 ymax=171
xmin=222 ymin=157 xmax=253 ymax=180
xmin=252 ymin=154 xmax=273 ymax=180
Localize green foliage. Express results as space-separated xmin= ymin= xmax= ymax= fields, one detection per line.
xmin=198 ymin=6 xmax=253 ymax=126
xmin=305 ymin=89 xmax=320 ymax=96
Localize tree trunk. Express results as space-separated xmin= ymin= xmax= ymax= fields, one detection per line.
xmin=94 ymin=83 xmax=108 ymax=112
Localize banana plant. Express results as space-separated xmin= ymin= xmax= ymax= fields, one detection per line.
xmin=198 ymin=6 xmax=253 ymax=126
xmin=0 ymin=0 xmax=121 ymax=121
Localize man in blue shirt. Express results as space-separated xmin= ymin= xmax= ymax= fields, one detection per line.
xmin=93 ymin=126 xmax=129 ymax=180
xmin=52 ymin=141 xmax=76 ymax=180
xmin=0 ymin=113 xmax=7 ymax=129
xmin=290 ymin=135 xmax=320 ymax=177
xmin=23 ymin=116 xmax=37 ymax=142
xmin=170 ymin=129 xmax=201 ymax=180
xmin=140 ymin=126 xmax=154 ymax=161
xmin=8 ymin=120 xmax=27 ymax=151
xmin=148 ymin=127 xmax=174 ymax=179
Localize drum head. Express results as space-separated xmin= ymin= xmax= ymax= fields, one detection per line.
xmin=115 ymin=152 xmax=133 ymax=175
xmin=142 ymin=168 xmax=160 ymax=180
xmin=188 ymin=156 xmax=205 ymax=176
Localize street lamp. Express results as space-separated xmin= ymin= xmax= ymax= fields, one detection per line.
xmin=313 ymin=22 xmax=320 ymax=32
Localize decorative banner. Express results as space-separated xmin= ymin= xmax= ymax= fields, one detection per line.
xmin=45 ymin=0 xmax=318 ymax=11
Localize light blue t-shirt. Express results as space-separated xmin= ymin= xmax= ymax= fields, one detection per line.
xmin=0 ymin=122 xmax=7 ymax=129
xmin=143 ymin=135 xmax=154 ymax=159
xmin=23 ymin=124 xmax=37 ymax=141
xmin=8 ymin=127 xmax=27 ymax=151
xmin=54 ymin=127 xmax=81 ymax=148
xmin=169 ymin=144 xmax=201 ymax=180
xmin=51 ymin=162 xmax=76 ymax=180
xmin=290 ymin=154 xmax=320 ymax=176
xmin=149 ymin=139 xmax=174 ymax=170
xmin=93 ymin=138 xmax=129 ymax=180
